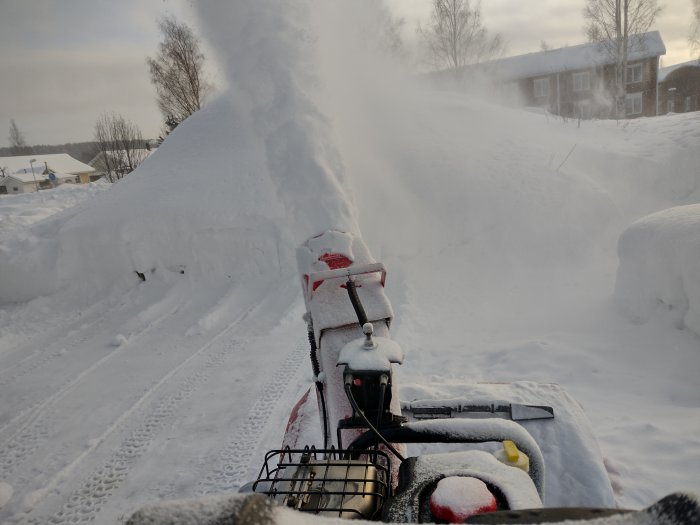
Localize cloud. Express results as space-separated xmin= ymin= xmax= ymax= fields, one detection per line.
xmin=0 ymin=0 xmax=193 ymax=145
xmin=0 ymin=47 xmax=161 ymax=144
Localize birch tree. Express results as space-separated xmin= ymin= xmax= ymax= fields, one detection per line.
xmin=418 ymin=0 xmax=502 ymax=75
xmin=691 ymin=0 xmax=700 ymax=53
xmin=584 ymin=0 xmax=662 ymax=117
xmin=147 ymin=16 xmax=213 ymax=136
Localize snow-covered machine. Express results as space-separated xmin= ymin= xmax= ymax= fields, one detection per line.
xmin=127 ymin=230 xmax=699 ymax=524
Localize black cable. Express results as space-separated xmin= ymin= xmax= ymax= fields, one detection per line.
xmin=308 ymin=328 xmax=321 ymax=376
xmin=376 ymin=381 xmax=387 ymax=431
xmin=344 ymin=383 xmax=405 ymax=462
xmin=345 ymin=279 xmax=368 ymax=326
xmin=317 ymin=383 xmax=329 ymax=450
xmin=307 ymin=326 xmax=329 ymax=449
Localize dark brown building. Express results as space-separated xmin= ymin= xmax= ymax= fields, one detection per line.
xmin=469 ymin=32 xmax=666 ymax=119
xmin=658 ymin=60 xmax=700 ymax=114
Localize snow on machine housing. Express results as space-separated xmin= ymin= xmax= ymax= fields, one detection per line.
xmin=127 ymin=230 xmax=700 ymax=525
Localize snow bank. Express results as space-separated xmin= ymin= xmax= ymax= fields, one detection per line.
xmin=615 ymin=204 xmax=700 ymax=336
xmin=0 ymin=97 xmax=298 ymax=304
xmin=0 ymin=181 xmax=110 ymax=242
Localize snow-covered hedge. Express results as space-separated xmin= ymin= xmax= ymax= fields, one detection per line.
xmin=615 ymin=204 xmax=700 ymax=336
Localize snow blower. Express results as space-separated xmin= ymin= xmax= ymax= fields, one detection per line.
xmin=127 ymin=230 xmax=700 ymax=524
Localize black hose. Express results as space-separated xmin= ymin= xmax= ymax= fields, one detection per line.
xmin=374 ymin=381 xmax=387 ymax=454
xmin=345 ymin=279 xmax=368 ymax=327
xmin=307 ymin=327 xmax=329 ymax=449
xmin=376 ymin=381 xmax=387 ymax=432
xmin=308 ymin=329 xmax=320 ymax=377
xmin=344 ymin=383 xmax=405 ymax=462
xmin=317 ymin=383 xmax=329 ymax=449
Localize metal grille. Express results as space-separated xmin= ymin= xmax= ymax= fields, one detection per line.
xmin=252 ymin=448 xmax=390 ymax=520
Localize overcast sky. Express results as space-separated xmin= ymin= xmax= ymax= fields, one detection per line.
xmin=0 ymin=0 xmax=696 ymax=148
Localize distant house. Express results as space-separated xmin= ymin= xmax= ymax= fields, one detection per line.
xmin=658 ymin=60 xmax=700 ymax=114
xmin=0 ymin=154 xmax=97 ymax=194
xmin=453 ymin=31 xmax=666 ymax=119
xmin=0 ymin=153 xmax=96 ymax=183
xmin=0 ymin=170 xmax=77 ymax=194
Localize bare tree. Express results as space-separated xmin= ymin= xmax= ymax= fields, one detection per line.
xmin=146 ymin=16 xmax=213 ymax=136
xmin=93 ymin=112 xmax=148 ymax=183
xmin=418 ymin=0 xmax=503 ymax=75
xmin=584 ymin=0 xmax=662 ymax=118
xmin=691 ymin=0 xmax=700 ymax=53
xmin=382 ymin=13 xmax=408 ymax=61
xmin=8 ymin=119 xmax=32 ymax=155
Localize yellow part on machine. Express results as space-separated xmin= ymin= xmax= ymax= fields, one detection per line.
xmin=494 ymin=440 xmax=530 ymax=473
xmin=503 ymin=440 xmax=520 ymax=462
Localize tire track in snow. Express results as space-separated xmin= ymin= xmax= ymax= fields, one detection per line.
xmin=0 ymin=347 xmax=123 ymax=479
xmin=26 ymin=284 xmax=280 ymax=525
xmin=0 ymin=348 xmax=66 ymax=389
xmin=0 ymin=291 xmax=191 ymax=474
xmin=0 ymin=309 xmax=119 ymax=438
xmin=0 ymin=420 xmax=52 ymax=481
xmin=196 ymin=339 xmax=308 ymax=495
xmin=37 ymin=337 xmax=241 ymax=525
xmin=0 ymin=297 xmax=123 ymax=390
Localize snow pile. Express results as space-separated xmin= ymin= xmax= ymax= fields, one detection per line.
xmin=0 ymin=181 xmax=110 ymax=242
xmin=0 ymin=482 xmax=13 ymax=509
xmin=429 ymin=476 xmax=498 ymax=521
xmin=0 ymin=99 xmax=296 ymax=304
xmin=615 ymin=204 xmax=700 ymax=336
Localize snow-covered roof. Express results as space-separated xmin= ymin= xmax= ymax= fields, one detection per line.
xmin=483 ymin=31 xmax=665 ymax=81
xmin=2 ymin=172 xmax=42 ymax=184
xmin=658 ymin=59 xmax=700 ymax=82
xmin=0 ymin=154 xmax=95 ymax=175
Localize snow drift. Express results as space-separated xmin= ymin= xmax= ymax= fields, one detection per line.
xmin=615 ymin=204 xmax=700 ymax=336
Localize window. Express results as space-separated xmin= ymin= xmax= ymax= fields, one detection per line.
xmin=533 ymin=77 xmax=550 ymax=98
xmin=573 ymin=71 xmax=591 ymax=92
xmin=625 ymin=92 xmax=643 ymax=115
xmin=574 ymin=99 xmax=592 ymax=119
xmin=12 ymin=187 xmax=19 ymax=192
xmin=625 ymin=63 xmax=642 ymax=84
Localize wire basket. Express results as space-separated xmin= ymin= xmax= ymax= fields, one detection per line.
xmin=252 ymin=448 xmax=391 ymax=520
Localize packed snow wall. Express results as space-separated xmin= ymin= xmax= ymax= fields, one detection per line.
xmin=615 ymin=204 xmax=700 ymax=337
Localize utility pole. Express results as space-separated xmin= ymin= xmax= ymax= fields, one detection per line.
xmin=29 ymin=158 xmax=39 ymax=192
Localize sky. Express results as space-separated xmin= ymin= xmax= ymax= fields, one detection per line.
xmin=0 ymin=0 xmax=696 ymax=148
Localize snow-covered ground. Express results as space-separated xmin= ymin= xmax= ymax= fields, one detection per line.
xmin=1 ymin=2 xmax=699 ymax=523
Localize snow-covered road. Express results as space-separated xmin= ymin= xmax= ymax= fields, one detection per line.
xmin=0 ymin=271 xmax=314 ymax=523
